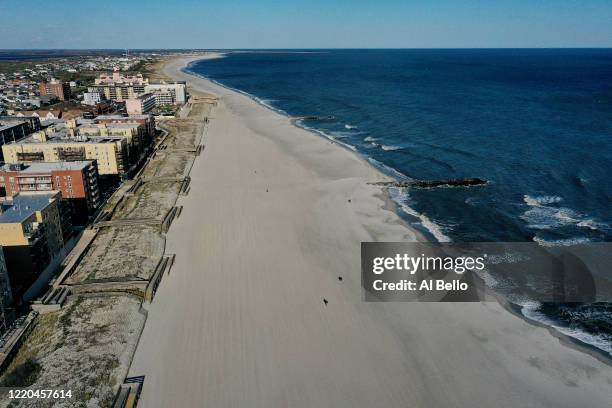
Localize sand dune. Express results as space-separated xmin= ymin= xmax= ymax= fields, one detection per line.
xmin=128 ymin=55 xmax=612 ymax=407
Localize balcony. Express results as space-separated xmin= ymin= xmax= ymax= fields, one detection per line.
xmin=18 ymin=177 xmax=52 ymax=184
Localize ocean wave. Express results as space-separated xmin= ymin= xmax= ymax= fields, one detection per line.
xmin=366 ymin=158 xmax=409 ymax=180
xmin=295 ymin=122 xmax=357 ymax=151
xmin=523 ymin=195 xmax=562 ymax=206
xmin=387 ymin=187 xmax=451 ymax=242
xmin=521 ymin=194 xmax=605 ymax=232
xmin=532 ymin=236 xmax=591 ymax=247
xmin=577 ymin=219 xmax=601 ymax=230
xmin=364 ymin=136 xmax=378 ymax=142
xmin=521 ymin=301 xmax=612 ymax=357
xmin=344 ymin=124 xmax=358 ymax=130
xmin=522 ymin=206 xmax=582 ymax=230
xmin=381 ymin=145 xmax=401 ymax=151
xmin=249 ymin=95 xmax=287 ymax=115
xmin=330 ymin=130 xmax=353 ymax=139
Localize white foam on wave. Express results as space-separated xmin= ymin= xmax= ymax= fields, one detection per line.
xmin=296 ymin=122 xmax=358 ymax=151
xmin=367 ymin=157 xmax=409 ymax=181
xmin=381 ymin=145 xmax=401 ymax=151
xmin=344 ymin=124 xmax=358 ymax=130
xmin=364 ymin=136 xmax=378 ymax=142
xmin=532 ymin=236 xmax=591 ymax=247
xmin=522 ymin=206 xmax=581 ymax=230
xmin=577 ymin=219 xmax=601 ymax=230
xmin=260 ymin=98 xmax=278 ymax=108
xmin=521 ymin=194 xmax=605 ymax=232
xmin=523 ymin=195 xmax=562 ymax=206
xmin=330 ymin=130 xmax=353 ymax=139
xmin=520 ymin=301 xmax=612 ymax=356
xmin=250 ymin=95 xmax=288 ymax=115
xmin=387 ymin=187 xmax=451 ymax=242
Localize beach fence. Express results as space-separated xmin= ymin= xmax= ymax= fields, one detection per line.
xmin=0 ymin=312 xmax=37 ymax=373
xmin=145 ymin=254 xmax=175 ymax=302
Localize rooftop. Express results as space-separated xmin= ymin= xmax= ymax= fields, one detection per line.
xmin=95 ymin=114 xmax=152 ymax=120
xmin=148 ymin=81 xmax=186 ymax=85
xmin=0 ymin=121 xmax=26 ymax=132
xmin=8 ymin=131 xmax=123 ymax=145
xmin=0 ymin=161 xmax=92 ymax=173
xmin=131 ymin=93 xmax=155 ymax=101
xmin=105 ymin=123 xmax=140 ymax=129
xmin=0 ymin=192 xmax=58 ymax=224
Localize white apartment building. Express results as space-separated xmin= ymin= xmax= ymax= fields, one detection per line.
xmin=144 ymin=81 xmax=187 ymax=104
xmin=82 ymin=92 xmax=102 ymax=106
xmin=126 ymin=93 xmax=156 ymax=115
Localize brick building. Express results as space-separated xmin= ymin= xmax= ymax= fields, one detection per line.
xmin=38 ymin=79 xmax=71 ymax=101
xmin=0 ymin=161 xmax=100 ymax=225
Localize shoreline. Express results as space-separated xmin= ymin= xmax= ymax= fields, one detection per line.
xmin=127 ymin=53 xmax=612 ymax=407
xmin=179 ymin=53 xmax=612 ymax=363
xmin=182 ymin=53 xmax=443 ymax=242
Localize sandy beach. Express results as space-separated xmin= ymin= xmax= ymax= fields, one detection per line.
xmin=127 ymin=54 xmax=612 ymax=407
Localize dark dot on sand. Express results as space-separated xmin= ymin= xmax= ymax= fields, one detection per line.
xmin=348 ymin=199 xmax=351 ymax=203
xmin=338 ymin=276 xmax=343 ymax=281
xmin=323 ymin=298 xmax=328 ymax=306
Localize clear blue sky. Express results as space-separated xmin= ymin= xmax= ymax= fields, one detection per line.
xmin=1 ymin=0 xmax=611 ymax=49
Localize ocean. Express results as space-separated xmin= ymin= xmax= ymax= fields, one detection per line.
xmin=186 ymin=49 xmax=612 ymax=356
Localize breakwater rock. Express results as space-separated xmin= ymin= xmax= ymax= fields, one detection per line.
xmin=294 ymin=115 xmax=336 ymax=121
xmin=371 ymin=178 xmax=487 ymax=189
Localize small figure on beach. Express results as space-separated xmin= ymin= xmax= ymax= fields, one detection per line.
xmin=323 ymin=298 xmax=328 ymax=306
xmin=266 ymin=189 xmax=269 ymax=192
xmin=338 ymin=276 xmax=343 ymax=281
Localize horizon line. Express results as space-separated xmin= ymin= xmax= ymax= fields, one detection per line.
xmin=2 ymin=47 xmax=612 ymax=51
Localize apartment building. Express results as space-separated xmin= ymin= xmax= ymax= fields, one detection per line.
xmin=95 ymin=70 xmax=148 ymax=86
xmin=89 ymin=83 xmax=145 ymax=102
xmin=77 ymin=122 xmax=145 ymax=163
xmin=87 ymin=69 xmax=149 ymax=102
xmin=0 ymin=116 xmax=41 ymax=134
xmin=82 ymin=91 xmax=102 ymax=106
xmin=0 ymin=161 xmax=100 ymax=225
xmin=150 ymin=91 xmax=174 ymax=106
xmin=0 ymin=116 xmax=41 ymax=160
xmin=144 ymin=81 xmax=187 ymax=104
xmin=94 ymin=114 xmax=156 ymax=141
xmin=2 ymin=132 xmax=128 ymax=178
xmin=0 ymin=192 xmax=70 ymax=299
xmin=38 ymin=79 xmax=71 ymax=101
xmin=126 ymin=93 xmax=156 ymax=115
